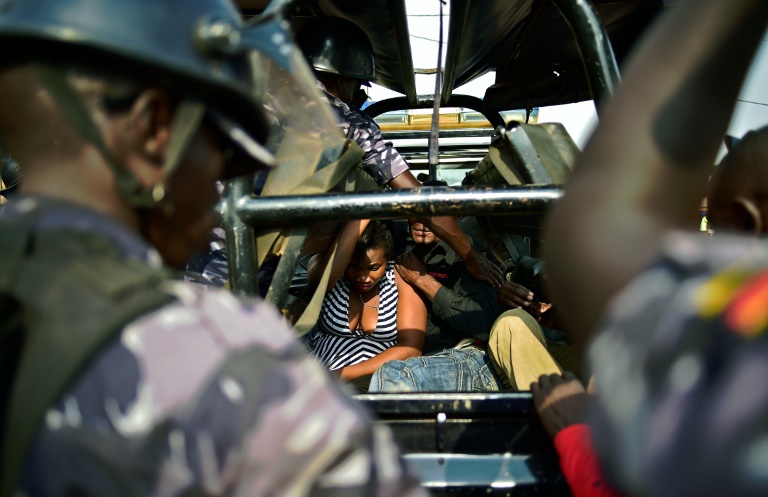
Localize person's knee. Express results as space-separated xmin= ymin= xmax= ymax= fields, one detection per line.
xmin=369 ymin=360 xmax=417 ymax=392
xmin=489 ymin=308 xmax=546 ymax=350
xmin=371 ymin=352 xmax=487 ymax=392
xmin=491 ymin=308 xmax=537 ymax=333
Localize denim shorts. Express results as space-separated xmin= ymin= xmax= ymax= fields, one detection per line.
xmin=369 ymin=347 xmax=505 ymax=393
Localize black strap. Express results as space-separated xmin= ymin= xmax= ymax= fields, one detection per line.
xmin=0 ymin=292 xmax=24 ymax=445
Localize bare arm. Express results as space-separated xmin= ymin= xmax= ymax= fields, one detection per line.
xmin=545 ymin=0 xmax=768 ymax=341
xmin=396 ymin=250 xmax=498 ymax=341
xmin=389 ymin=171 xmax=503 ymax=288
xmin=339 ymin=270 xmax=427 ymax=381
xmin=306 ymin=219 xmax=370 ymax=294
xmin=394 ymin=252 xmax=441 ymax=301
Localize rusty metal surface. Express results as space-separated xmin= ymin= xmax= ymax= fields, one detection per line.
xmin=236 ymin=185 xmax=562 ymax=226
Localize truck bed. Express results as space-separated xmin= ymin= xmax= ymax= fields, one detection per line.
xmin=356 ymin=393 xmax=573 ymax=496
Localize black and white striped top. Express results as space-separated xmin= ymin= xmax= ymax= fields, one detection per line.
xmin=308 ymin=260 xmax=399 ymax=370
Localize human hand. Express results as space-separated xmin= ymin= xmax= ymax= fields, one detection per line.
xmin=527 ymin=301 xmax=553 ymax=321
xmin=395 ymin=252 xmax=429 ymax=286
xmin=531 ymin=372 xmax=590 ymax=440
xmin=464 ymin=247 xmax=503 ymax=288
xmin=498 ymin=281 xmax=534 ymax=310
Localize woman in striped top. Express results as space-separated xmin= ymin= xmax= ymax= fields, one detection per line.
xmin=307 ymin=219 xmax=427 ymax=384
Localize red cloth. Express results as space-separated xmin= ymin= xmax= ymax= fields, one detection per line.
xmin=553 ymin=424 xmax=624 ymax=497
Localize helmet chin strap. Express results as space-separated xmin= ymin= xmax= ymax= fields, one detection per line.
xmin=154 ymin=100 xmax=207 ymax=205
xmin=33 ymin=65 xmax=205 ymax=208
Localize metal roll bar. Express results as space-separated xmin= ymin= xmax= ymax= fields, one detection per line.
xmin=365 ymin=95 xmax=506 ymax=130
xmin=550 ymin=0 xmax=621 ymax=113
xmin=235 ymin=186 xmax=562 ymax=227
xmin=388 ymin=0 xmax=418 ymax=106
xmin=441 ymin=0 xmax=471 ymax=105
xmin=220 ymin=175 xmax=261 ymax=296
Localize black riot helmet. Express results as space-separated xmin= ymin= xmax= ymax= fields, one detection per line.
xmin=0 ymin=154 xmax=20 ymax=199
xmin=0 ymin=0 xmax=277 ymax=206
xmin=296 ymin=16 xmax=376 ymax=82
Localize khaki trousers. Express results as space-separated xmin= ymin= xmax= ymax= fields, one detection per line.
xmin=487 ymin=308 xmax=565 ymax=391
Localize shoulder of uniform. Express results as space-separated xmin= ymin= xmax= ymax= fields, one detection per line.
xmin=71 ymin=255 xmax=169 ymax=302
xmin=137 ymin=283 xmax=299 ymax=353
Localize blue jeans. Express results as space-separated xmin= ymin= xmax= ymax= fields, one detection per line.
xmin=369 ymin=347 xmax=505 ymax=392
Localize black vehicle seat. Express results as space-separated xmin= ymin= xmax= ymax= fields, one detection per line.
xmin=462 ymin=122 xmax=578 ymax=268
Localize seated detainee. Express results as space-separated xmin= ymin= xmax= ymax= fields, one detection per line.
xmin=489 ymin=264 xmax=582 ymax=390
xmin=488 ymin=257 xmax=582 ymax=390
xmin=370 ymin=218 xmax=505 ymax=392
xmin=369 ymin=220 xmax=579 ymax=393
xmin=306 ymin=219 xmax=427 ymax=391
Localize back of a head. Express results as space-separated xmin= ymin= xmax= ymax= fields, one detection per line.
xmin=295 ymin=16 xmax=375 ymax=81
xmin=708 ymin=126 xmax=768 ymax=234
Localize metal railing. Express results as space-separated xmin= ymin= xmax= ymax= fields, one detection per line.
xmin=235 ymin=185 xmax=562 ymax=227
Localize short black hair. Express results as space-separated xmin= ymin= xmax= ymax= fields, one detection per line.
xmin=355 ymin=220 xmax=395 ymax=259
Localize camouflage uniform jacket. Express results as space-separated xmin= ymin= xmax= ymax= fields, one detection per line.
xmin=318 ymin=82 xmax=409 ymax=187
xmin=589 ymin=231 xmax=768 ymax=497
xmin=2 ymin=196 xmax=425 ymax=497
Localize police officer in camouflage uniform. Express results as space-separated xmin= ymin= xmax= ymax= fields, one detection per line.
xmin=545 ymin=0 xmax=768 ymax=495
xmin=0 ymin=1 xmax=425 ymax=496
xmin=297 ymin=16 xmax=504 ymax=289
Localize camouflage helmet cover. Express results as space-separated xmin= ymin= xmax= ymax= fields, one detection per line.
xmin=296 ymin=16 xmax=375 ymax=81
xmin=0 ymin=0 xmax=270 ymax=147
